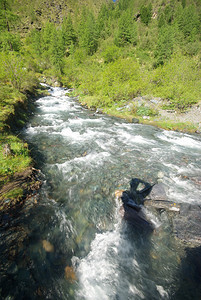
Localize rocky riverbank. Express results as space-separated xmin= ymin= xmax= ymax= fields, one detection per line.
xmin=0 ymin=84 xmax=49 ymax=218
xmin=109 ymin=96 xmax=201 ymax=133
xmin=73 ymin=91 xmax=201 ymax=133
xmin=0 ymin=167 xmax=42 ymax=227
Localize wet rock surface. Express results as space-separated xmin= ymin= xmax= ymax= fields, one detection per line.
xmin=120 ymin=178 xmax=201 ymax=247
xmin=173 ymin=204 xmax=201 ymax=246
xmin=0 ymin=167 xmax=42 ymax=295
xmin=0 ymin=167 xmax=42 ymax=220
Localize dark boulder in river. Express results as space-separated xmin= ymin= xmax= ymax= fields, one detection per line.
xmin=173 ymin=204 xmax=201 ymax=246
xmin=120 ymin=178 xmax=201 ymax=246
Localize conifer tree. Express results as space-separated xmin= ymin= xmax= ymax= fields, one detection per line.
xmin=140 ymin=4 xmax=152 ymax=26
xmin=62 ymin=15 xmax=77 ymax=49
xmin=155 ymin=25 xmax=174 ymax=66
xmin=49 ymin=27 xmax=65 ymax=73
xmin=41 ymin=22 xmax=55 ymax=53
xmin=97 ymin=4 xmax=110 ymax=38
xmin=115 ymin=10 xmax=137 ymax=46
xmin=0 ymin=0 xmax=19 ymax=51
xmin=78 ymin=9 xmax=98 ymax=55
xmin=178 ymin=5 xmax=199 ymax=40
xmin=29 ymin=29 xmax=41 ymax=56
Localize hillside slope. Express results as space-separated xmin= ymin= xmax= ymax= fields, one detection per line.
xmin=13 ymin=0 xmax=109 ymax=32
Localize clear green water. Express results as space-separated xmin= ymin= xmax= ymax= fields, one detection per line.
xmin=1 ymin=86 xmax=201 ymax=299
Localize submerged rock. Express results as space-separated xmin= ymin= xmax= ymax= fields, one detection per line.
xmin=42 ymin=240 xmax=54 ymax=252
xmin=64 ymin=266 xmax=77 ymax=283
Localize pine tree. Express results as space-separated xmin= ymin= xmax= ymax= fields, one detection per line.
xmin=115 ymin=10 xmax=137 ymax=46
xmin=155 ymin=25 xmax=174 ymax=66
xmin=62 ymin=15 xmax=77 ymax=49
xmin=140 ymin=4 xmax=152 ymax=26
xmin=41 ymin=22 xmax=55 ymax=53
xmin=78 ymin=9 xmax=98 ymax=55
xmin=97 ymin=4 xmax=110 ymax=38
xmin=178 ymin=5 xmax=199 ymax=40
xmin=49 ymin=27 xmax=65 ymax=73
xmin=29 ymin=29 xmax=41 ymax=56
xmin=0 ymin=0 xmax=19 ymax=51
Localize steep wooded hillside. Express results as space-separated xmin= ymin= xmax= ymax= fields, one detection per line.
xmin=12 ymin=0 xmax=109 ymax=33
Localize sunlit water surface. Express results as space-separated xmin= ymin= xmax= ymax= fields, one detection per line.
xmin=1 ymin=86 xmax=201 ymax=299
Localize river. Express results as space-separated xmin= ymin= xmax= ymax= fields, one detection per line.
xmin=1 ymin=86 xmax=201 ymax=299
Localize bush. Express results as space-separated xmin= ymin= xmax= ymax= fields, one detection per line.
xmin=102 ymin=44 xmax=120 ymax=63
xmin=136 ymin=105 xmax=158 ymax=117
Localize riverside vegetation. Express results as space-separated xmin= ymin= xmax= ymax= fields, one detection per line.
xmin=0 ymin=0 xmax=200 ymax=199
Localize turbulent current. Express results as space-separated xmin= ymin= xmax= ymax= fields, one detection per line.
xmin=1 ymin=86 xmax=201 ymax=299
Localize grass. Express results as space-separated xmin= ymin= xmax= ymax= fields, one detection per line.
xmin=0 ymin=134 xmax=32 ymax=186
xmin=3 ymin=187 xmax=24 ymax=201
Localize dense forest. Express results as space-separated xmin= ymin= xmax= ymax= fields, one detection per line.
xmin=0 ymin=0 xmax=201 ymax=186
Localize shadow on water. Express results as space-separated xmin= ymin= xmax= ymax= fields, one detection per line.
xmin=173 ymin=246 xmax=201 ymax=300
xmin=117 ymin=178 xmax=201 ymax=299
xmin=113 ymin=178 xmax=162 ymax=299
xmin=0 ymin=199 xmax=78 ymax=300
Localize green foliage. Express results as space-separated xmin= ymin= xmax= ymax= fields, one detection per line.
xmin=140 ymin=4 xmax=152 ymax=26
xmin=115 ymin=10 xmax=137 ymax=46
xmin=26 ymin=28 xmax=42 ymax=55
xmin=3 ymin=187 xmax=23 ymax=200
xmin=154 ymin=25 xmax=174 ymax=66
xmin=178 ymin=5 xmax=200 ymax=41
xmin=102 ymin=44 xmax=119 ymax=63
xmin=0 ymin=52 xmax=38 ymax=92
xmin=0 ymin=134 xmax=31 ymax=177
xmin=149 ymin=53 xmax=201 ymax=111
xmin=78 ymin=9 xmax=98 ymax=55
xmin=62 ymin=15 xmax=77 ymax=49
xmin=0 ymin=31 xmax=21 ymax=51
xmin=41 ymin=22 xmax=55 ymax=54
xmin=136 ymin=105 xmax=158 ymax=117
xmin=0 ymin=0 xmax=19 ymax=31
xmin=49 ymin=27 xmax=65 ymax=73
xmin=97 ymin=4 xmax=111 ymax=38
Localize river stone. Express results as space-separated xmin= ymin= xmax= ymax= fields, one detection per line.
xmin=115 ymin=189 xmax=124 ymax=199
xmin=146 ymin=183 xmax=167 ymax=201
xmin=173 ymin=204 xmax=201 ymax=246
xmin=64 ymin=265 xmax=77 ymax=283
xmin=132 ymin=118 xmax=140 ymax=124
xmin=42 ymin=240 xmax=54 ymax=252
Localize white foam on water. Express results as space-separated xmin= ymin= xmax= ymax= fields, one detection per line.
xmin=129 ymin=284 xmax=145 ymax=299
xmin=38 ymin=103 xmax=75 ymax=113
xmin=117 ymin=130 xmax=155 ymax=146
xmin=157 ymin=131 xmax=201 ymax=149
xmin=43 ymin=113 xmax=58 ymax=120
xmin=49 ymin=87 xmax=67 ymax=97
xmin=69 ymin=118 xmax=104 ymax=125
xmin=165 ymin=174 xmax=201 ymax=204
xmin=95 ymin=138 xmax=116 ymax=152
xmin=55 ymin=209 xmax=77 ymax=238
xmin=76 ymin=229 xmax=122 ymax=300
xmin=142 ymin=207 xmax=161 ymax=229
xmin=74 ymin=198 xmax=125 ymax=300
xmin=25 ymin=124 xmax=59 ymax=135
xmin=56 ymin=152 xmax=111 ymax=174
xmin=156 ymin=285 xmax=169 ymax=299
xmin=59 ymin=127 xmax=109 ymax=143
